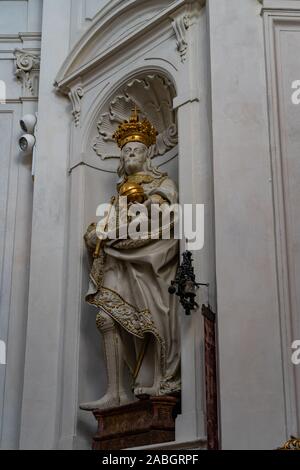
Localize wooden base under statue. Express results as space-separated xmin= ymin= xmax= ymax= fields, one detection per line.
xmin=91 ymin=395 xmax=179 ymax=450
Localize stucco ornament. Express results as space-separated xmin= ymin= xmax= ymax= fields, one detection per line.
xmin=80 ymin=108 xmax=181 ymax=411
xmin=14 ymin=49 xmax=40 ymax=97
xmin=92 ymin=75 xmax=178 ymax=163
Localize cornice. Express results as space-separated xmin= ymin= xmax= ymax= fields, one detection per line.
xmin=0 ymin=35 xmax=22 ymax=43
xmin=0 ymin=33 xmax=41 ymax=43
xmin=259 ymin=0 xmax=300 ymax=10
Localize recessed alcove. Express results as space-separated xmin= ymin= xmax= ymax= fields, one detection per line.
xmin=53 ymin=0 xmax=209 ymax=449
xmin=75 ymin=69 xmax=179 ymax=448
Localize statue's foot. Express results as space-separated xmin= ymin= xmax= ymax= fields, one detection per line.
xmin=134 ymin=385 xmax=160 ymax=398
xmin=119 ymin=391 xmax=138 ymax=406
xmin=79 ymin=394 xmax=119 ymax=411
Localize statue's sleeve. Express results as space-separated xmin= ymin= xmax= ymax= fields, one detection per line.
xmin=84 ymin=222 xmax=98 ymax=254
xmin=148 ymin=177 xmax=178 ymax=205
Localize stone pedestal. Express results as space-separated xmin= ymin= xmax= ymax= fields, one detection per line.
xmin=91 ymin=396 xmax=179 ymax=450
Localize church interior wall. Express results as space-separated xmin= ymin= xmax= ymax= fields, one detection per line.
xmin=209 ymin=0 xmax=297 ymax=449
xmin=0 ymin=0 xmax=299 ymax=451
xmin=0 ymin=0 xmax=42 ymax=450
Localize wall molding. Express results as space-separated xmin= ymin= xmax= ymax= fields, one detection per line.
xmin=14 ymin=48 xmax=40 ymax=97
xmin=260 ymin=0 xmax=300 ymax=10
xmin=68 ymin=83 xmax=84 ymax=127
xmin=263 ymin=8 xmax=300 ymax=436
xmin=171 ymin=14 xmax=189 ymax=63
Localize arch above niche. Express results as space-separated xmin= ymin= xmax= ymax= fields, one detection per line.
xmin=87 ymin=72 xmax=178 ymax=173
xmin=55 ymin=0 xmax=196 ymax=91
xmin=55 ymin=0 xmax=206 ymax=139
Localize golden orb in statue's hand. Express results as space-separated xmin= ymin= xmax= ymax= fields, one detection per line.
xmin=119 ymin=181 xmax=145 ymax=204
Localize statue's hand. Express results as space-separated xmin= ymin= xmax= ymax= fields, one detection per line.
xmin=144 ymin=194 xmax=165 ymax=208
xmin=84 ymin=223 xmax=98 ymax=251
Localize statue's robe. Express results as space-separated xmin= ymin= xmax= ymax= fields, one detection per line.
xmin=85 ymin=173 xmax=180 ymax=395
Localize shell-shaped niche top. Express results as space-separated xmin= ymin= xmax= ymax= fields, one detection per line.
xmin=92 ymin=74 xmax=178 ymax=166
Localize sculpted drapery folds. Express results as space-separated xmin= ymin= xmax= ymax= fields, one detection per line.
xmin=80 ymin=108 xmax=180 ymax=411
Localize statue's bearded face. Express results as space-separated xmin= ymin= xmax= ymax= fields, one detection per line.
xmin=121 ymin=141 xmax=148 ymax=175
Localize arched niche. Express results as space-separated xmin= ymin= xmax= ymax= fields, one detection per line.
xmin=76 ymin=70 xmax=179 ymax=447
xmin=84 ymin=72 xmax=178 ymax=173
xmin=55 ymin=0 xmax=209 ymax=450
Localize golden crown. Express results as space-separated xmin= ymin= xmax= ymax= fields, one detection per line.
xmin=112 ymin=106 xmax=157 ymax=149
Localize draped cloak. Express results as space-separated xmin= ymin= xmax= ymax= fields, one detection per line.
xmin=85 ymin=174 xmax=181 ymax=395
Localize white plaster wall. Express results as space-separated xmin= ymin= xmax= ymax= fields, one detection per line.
xmin=19 ymin=0 xmax=72 ymax=450
xmin=70 ymin=0 xmax=116 ymax=46
xmin=7 ymin=0 xmax=298 ymax=451
xmin=0 ymin=0 xmax=42 ymax=33
xmin=262 ymin=0 xmax=300 ymax=436
xmin=273 ymin=23 xmax=300 ymax=437
xmin=0 ymin=0 xmax=42 ymax=450
xmin=0 ymin=1 xmax=29 ymax=33
xmin=208 ymin=0 xmax=287 ymax=450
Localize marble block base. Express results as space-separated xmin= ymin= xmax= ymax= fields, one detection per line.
xmin=91 ymin=396 xmax=180 ymax=450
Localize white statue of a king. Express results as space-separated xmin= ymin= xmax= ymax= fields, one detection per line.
xmin=80 ymin=108 xmax=181 ymax=410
